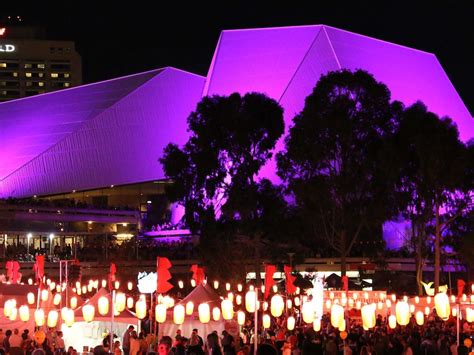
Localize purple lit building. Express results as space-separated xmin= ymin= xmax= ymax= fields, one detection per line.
xmin=0 ymin=25 xmax=471 ymax=250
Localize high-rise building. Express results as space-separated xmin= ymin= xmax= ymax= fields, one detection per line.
xmin=0 ymin=18 xmax=81 ymax=101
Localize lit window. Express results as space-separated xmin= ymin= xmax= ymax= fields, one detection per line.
xmin=12 ymin=72 xmax=18 ymax=77
xmin=0 ymin=63 xmax=6 ymax=68
xmin=38 ymin=82 xmax=44 ymax=87
xmin=64 ymin=73 xmax=70 ymax=78
xmin=51 ymin=73 xmax=58 ymax=78
xmin=24 ymin=63 xmax=32 ymax=69
xmin=37 ymin=64 xmax=45 ymax=69
xmin=64 ymin=82 xmax=70 ymax=87
xmin=38 ymin=73 xmax=44 ymax=78
xmin=26 ymin=82 xmax=32 ymax=87
xmin=25 ymin=72 xmax=32 ymax=77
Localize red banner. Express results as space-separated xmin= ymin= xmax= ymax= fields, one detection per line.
xmin=6 ymin=261 xmax=20 ymax=284
xmin=264 ymin=264 xmax=276 ymax=299
xmin=342 ymin=275 xmax=349 ymax=292
xmin=157 ymin=257 xmax=173 ymax=293
xmin=33 ymin=255 xmax=45 ymax=285
xmin=109 ymin=263 xmax=116 ymax=289
xmin=190 ymin=264 xmax=205 ymax=286
xmin=284 ymin=265 xmax=297 ymax=295
xmin=457 ymin=279 xmax=466 ymax=298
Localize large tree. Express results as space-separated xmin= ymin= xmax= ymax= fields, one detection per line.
xmin=277 ymin=69 xmax=402 ymax=276
xmin=160 ymin=92 xmax=285 ymax=280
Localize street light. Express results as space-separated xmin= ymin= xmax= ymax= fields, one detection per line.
xmin=27 ymin=233 xmax=32 ymax=255
xmin=49 ymin=233 xmax=54 ymax=255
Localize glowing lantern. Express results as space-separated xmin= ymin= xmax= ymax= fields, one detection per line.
xmin=191 ymin=279 xmax=196 ymax=287
xmin=341 ymin=298 xmax=347 ymax=306
xmin=271 ymin=295 xmax=284 ymax=318
xmin=28 ymin=278 xmax=33 ymax=285
xmin=396 ymin=301 xmax=410 ymax=326
xmin=19 ymin=305 xmax=29 ymax=322
xmin=77 ymin=288 xmax=82 ymax=296
xmin=41 ymin=289 xmax=49 ymax=301
xmin=186 ymin=301 xmax=194 ymax=315
xmin=450 ymin=295 xmax=456 ymax=303
xmin=452 ymin=307 xmax=457 ymax=317
xmin=214 ymin=280 xmax=219 ymax=289
xmin=391 ymin=294 xmax=396 ymax=302
xmin=101 ymin=280 xmax=107 ymax=288
xmin=434 ymin=293 xmax=450 ymax=320
xmin=61 ymin=307 xmax=69 ymax=320
xmin=35 ymin=309 xmax=45 ymax=326
xmin=212 ymin=307 xmax=221 ymax=321
xmin=49 ymin=282 xmax=56 ymax=291
xmin=340 ymin=331 xmax=348 ymax=340
xmin=127 ymin=282 xmax=133 ymax=291
xmin=409 ymin=304 xmax=415 ymax=313
xmin=178 ymin=280 xmax=184 ymax=289
xmin=415 ymin=296 xmax=420 ymax=304
xmin=237 ymin=284 xmax=243 ymax=292
xmin=135 ymin=299 xmax=147 ymax=320
xmin=64 ymin=308 xmax=74 ymax=327
xmin=53 ymin=293 xmax=61 ymax=306
xmin=27 ymin=292 xmax=35 ymax=305
xmin=87 ymin=284 xmax=92 ymax=293
xmin=226 ymin=283 xmax=231 ymax=291
xmin=356 ymin=301 xmax=362 ymax=310
xmin=329 ymin=292 xmax=334 ymax=300
xmin=155 ymin=304 xmax=167 ymax=323
xmin=228 ymin=293 xmax=234 ymax=303
xmin=294 ymin=297 xmax=300 ymax=307
xmin=330 ymin=304 xmax=344 ymax=328
xmin=339 ymin=319 xmax=346 ymax=331
xmin=261 ymin=285 xmax=265 ymax=294
xmin=286 ymin=299 xmax=292 ymax=309
xmin=313 ymin=319 xmax=321 ymax=332
xmin=9 ymin=307 xmax=18 ymax=321
xmin=348 ymin=299 xmax=354 ymax=308
xmin=302 ymin=302 xmax=315 ymax=324
xmin=47 ymin=310 xmax=59 ymax=328
xmin=245 ymin=290 xmax=256 ymax=313
xmin=386 ymin=299 xmax=391 ymax=308
xmin=221 ymin=299 xmax=233 ymax=320
xmin=325 ymin=300 xmax=332 ymax=310
xmin=361 ymin=304 xmax=376 ymax=329
xmin=262 ymin=314 xmax=271 ymax=329
xmin=70 ymin=297 xmax=78 ymax=309
xmin=56 ymin=285 xmax=61 ymax=293
xmin=415 ymin=311 xmax=424 ymax=325
xmin=127 ymin=297 xmax=134 ymax=309
xmin=114 ymin=281 xmax=120 ymax=290
xmin=427 ymin=296 xmax=432 ymax=304
xmin=237 ymin=311 xmax=246 ymax=326
xmin=98 ymin=296 xmax=109 ymax=316
xmin=75 ymin=281 xmax=81 ymax=290
xmin=115 ymin=293 xmax=126 ymax=312
xmin=82 ymin=304 xmax=95 ymax=322
xmin=173 ymin=304 xmax=185 ymax=325
xmin=377 ymin=302 xmax=383 ymax=310
xmin=425 ymin=307 xmax=430 ymax=316
xmin=236 ymin=295 xmax=242 ymax=305
xmin=388 ymin=315 xmax=397 ymax=329
xmin=465 ymin=307 xmax=473 ymax=322
xmin=198 ymin=303 xmax=210 ymax=323
xmin=353 ymin=292 xmax=358 ymax=300
xmin=364 ymin=292 xmax=369 ymax=300
xmin=462 ymin=294 xmax=467 ymax=302
xmin=4 ymin=300 xmax=13 ymax=317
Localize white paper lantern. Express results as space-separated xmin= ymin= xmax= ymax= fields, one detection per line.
xmin=415 ymin=311 xmax=424 ymax=325
xmin=221 ymin=299 xmax=234 ymax=320
xmin=53 ymin=293 xmax=61 ymax=306
xmin=135 ymin=299 xmax=147 ymax=320
xmin=302 ymin=301 xmax=315 ymax=324
xmin=173 ymin=304 xmax=185 ymax=325
xmin=35 ymin=309 xmax=45 ymax=326
xmin=396 ymin=301 xmax=410 ymax=326
xmin=115 ymin=293 xmax=126 ymax=312
xmin=212 ymin=307 xmax=221 ymax=321
xmin=186 ymin=301 xmax=194 ymax=315
xmin=434 ymin=293 xmax=450 ymax=320
xmin=82 ymin=304 xmax=95 ymax=322
xmin=388 ymin=314 xmax=397 ymax=329
xmin=98 ymin=296 xmax=109 ymax=316
xmin=330 ymin=304 xmax=344 ymax=328
xmin=270 ymin=295 xmax=284 ymax=318
xmin=237 ymin=311 xmax=246 ymax=326
xmin=262 ymin=314 xmax=271 ymax=329
xmin=19 ymin=305 xmax=29 ymax=322
xmin=27 ymin=292 xmax=35 ymax=305
xmin=70 ymin=296 xmax=78 ymax=309
xmin=313 ymin=318 xmax=321 ymax=332
xmin=47 ymin=310 xmax=59 ymax=328
xmin=361 ymin=304 xmax=376 ymax=329
xmin=245 ymin=290 xmax=256 ymax=313
xmin=64 ymin=308 xmax=75 ymax=327
xmin=155 ymin=304 xmax=167 ymax=323
xmin=198 ymin=303 xmax=211 ymax=324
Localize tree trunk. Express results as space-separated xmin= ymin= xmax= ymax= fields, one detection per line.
xmin=340 ymin=231 xmax=347 ymax=277
xmin=415 ymin=222 xmax=424 ymax=295
xmin=434 ymin=200 xmax=441 ymax=293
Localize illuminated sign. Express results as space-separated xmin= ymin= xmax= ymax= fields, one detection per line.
xmin=0 ymin=44 xmax=15 ymax=52
xmin=0 ymin=28 xmax=6 ymax=36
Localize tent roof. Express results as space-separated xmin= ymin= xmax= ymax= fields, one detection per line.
xmin=178 ymin=283 xmax=222 ymax=311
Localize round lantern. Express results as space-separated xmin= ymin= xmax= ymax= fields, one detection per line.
xmin=330 ymin=304 xmax=344 ymax=328
xmin=70 ymin=296 xmax=78 ymax=309
xmin=155 ymin=304 xmax=167 ymax=323
xmin=47 ymin=310 xmax=59 ymax=328
xmin=27 ymin=292 xmax=35 ymax=305
xmin=313 ymin=319 xmax=321 ymax=332
xmin=186 ymin=301 xmax=194 ymax=315
xmin=198 ymin=303 xmax=210 ymax=323
xmin=53 ymin=293 xmax=61 ymax=306
xmin=294 ymin=297 xmax=300 ymax=307
xmin=361 ymin=304 xmax=376 ymax=329
xmin=262 ymin=301 xmax=268 ymax=312
xmin=178 ymin=280 xmax=184 ymax=289
xmin=302 ymin=301 xmax=315 ymax=324
xmin=237 ymin=311 xmax=245 ymax=326
xmin=434 ymin=293 xmax=450 ymax=320
xmin=135 ymin=299 xmax=147 ymax=320
xmin=115 ymin=293 xmax=126 ymax=312
xmin=396 ymin=301 xmax=410 ymax=326
xmin=190 ymin=279 xmax=196 ymax=287
xmin=464 ymin=338 xmax=472 ymax=348
xmin=245 ymin=290 xmax=256 ymax=313
xmin=19 ymin=305 xmax=29 ymax=322
xmin=225 ymin=283 xmax=230 ymax=291
xmin=87 ymin=284 xmax=92 ymax=293
xmin=415 ymin=296 xmax=420 ymax=304
xmin=35 ymin=309 xmax=45 ymax=326
xmin=221 ymin=299 xmax=234 ymax=320
xmin=410 ymin=304 xmax=415 ymax=313
xmin=4 ymin=300 xmax=13 ymax=317
xmin=173 ymin=304 xmax=185 ymax=325
xmin=388 ymin=314 xmax=397 ymax=329
xmin=82 ymin=304 xmax=95 ymax=322
xmin=41 ymin=289 xmax=49 ymax=302
xmin=270 ymin=295 xmax=284 ymax=318
xmin=212 ymin=307 xmax=221 ymax=321
xmin=34 ymin=330 xmax=46 ymax=345
xmin=64 ymin=309 xmax=74 ymax=327
xmin=339 ymin=319 xmax=346 ymax=332
xmin=340 ymin=331 xmax=348 ymax=340
xmin=28 ymin=278 xmax=33 ymax=285
xmin=452 ymin=307 xmax=457 ymax=318
xmin=415 ymin=311 xmax=424 ymax=325
xmin=262 ymin=314 xmax=271 ymax=329
xmin=287 ymin=316 xmax=295 ymax=331
xmin=98 ymin=296 xmax=109 ymax=316
xmin=114 ymin=281 xmax=120 ymax=290
xmin=127 ymin=297 xmax=134 ymax=309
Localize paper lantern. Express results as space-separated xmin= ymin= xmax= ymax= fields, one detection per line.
xmin=115 ymin=293 xmax=126 ymax=312
xmin=282 ymin=315 xmax=294 ymax=331
xmin=415 ymin=311 xmax=424 ymax=325
xmin=409 ymin=304 xmax=415 ymax=313
xmin=35 ymin=309 xmax=45 ymax=326
xmin=27 ymin=292 xmax=35 ymax=305
xmin=41 ymin=289 xmax=49 ymax=301
xmin=296 ymin=287 xmax=300 ymax=295
xmin=155 ymin=304 xmax=167 ymax=323
xmin=49 ymin=282 xmax=56 ymax=291
xmin=4 ymin=300 xmax=13 ymax=317
xmin=64 ymin=308 xmax=75 ymax=327
xmin=135 ymin=299 xmax=147 ymax=320
xmin=173 ymin=304 xmax=185 ymax=325
xmin=114 ymin=281 xmax=120 ymax=290
xmin=466 ymin=307 xmax=474 ymax=323
xmin=388 ymin=315 xmax=397 ymax=329
xmin=9 ymin=307 xmax=18 ymax=321
xmin=212 ymin=307 xmax=221 ymax=321
xmin=101 ymin=279 xmax=107 ymax=288
xmin=127 ymin=282 xmax=133 ymax=291
xmin=286 ymin=299 xmax=292 ymax=309
xmin=61 ymin=307 xmax=69 ymax=320
xmin=236 ymin=295 xmax=242 ymax=305
xmin=325 ymin=300 xmax=332 ymax=310
xmin=434 ymin=293 xmax=450 ymax=320
xmin=356 ymin=301 xmax=362 ymax=310
xmin=338 ymin=319 xmax=346 ymax=332
xmin=294 ymin=297 xmax=300 ymax=307
xmin=34 ymin=330 xmax=46 ymax=345
xmin=70 ymin=296 xmax=78 ymax=309
xmin=341 ymin=298 xmax=347 ymax=306
xmin=28 ymin=278 xmax=33 ymax=285
xmin=425 ymin=307 xmax=430 ymax=316
xmin=270 ymin=295 xmax=284 ymax=318
xmin=262 ymin=314 xmax=271 ymax=329
xmin=221 ymin=299 xmax=234 ymax=320
xmin=272 ymin=285 xmax=278 ymax=293
xmin=261 ymin=285 xmax=265 ymax=294
xmin=377 ymin=302 xmax=383 ymax=310
xmin=198 ymin=303 xmax=210 ymax=323
xmin=190 ymin=279 xmax=196 ymax=287
xmin=450 ymin=295 xmax=456 ymax=303
xmin=302 ymin=301 xmax=315 ymax=324
xmin=415 ymin=296 xmax=420 ymax=304
xmin=340 ymin=331 xmax=348 ymax=340
xmin=56 ymin=285 xmax=61 ymax=293
xmin=47 ymin=310 xmax=59 ymax=328
xmin=82 ymin=304 xmax=95 ymax=322
xmin=313 ymin=319 xmax=321 ymax=332
xmin=361 ymin=304 xmax=376 ymax=329
xmin=331 ymin=304 xmax=344 ymax=328
xmin=427 ymin=296 xmax=432 ymax=304
xmin=348 ymin=299 xmax=354 ymax=308
xmin=53 ymin=293 xmax=61 ymax=306
xmin=178 ymin=280 xmax=184 ymax=289
xmin=353 ymin=292 xmax=358 ymax=300
xmin=237 ymin=284 xmax=243 ymax=292
xmin=98 ymin=296 xmax=109 ymax=316
xmin=385 ymin=299 xmax=391 ymax=308
xmin=19 ymin=305 xmax=29 ymax=322
xmin=462 ymin=294 xmax=467 ymax=302
xmin=364 ymin=292 xmax=369 ymax=300
xmin=245 ymin=290 xmax=257 ymax=313
xmin=237 ymin=311 xmax=245 ymax=326
xmin=451 ymin=307 xmax=457 ymax=318
xmin=127 ymin=297 xmax=134 ymax=309
xmin=464 ymin=338 xmax=472 ymax=348
xmin=87 ymin=284 xmax=92 ymax=293
xmin=228 ymin=293 xmax=234 ymax=303
xmin=396 ymin=301 xmax=410 ymax=326
xmin=213 ymin=280 xmax=219 ymax=289
xmin=226 ymin=283 xmax=231 ymax=291
xmin=186 ymin=301 xmax=194 ymax=315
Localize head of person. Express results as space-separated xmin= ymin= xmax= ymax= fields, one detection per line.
xmin=131 ymin=331 xmax=138 ymax=339
xmin=128 ymin=325 xmax=134 ymax=332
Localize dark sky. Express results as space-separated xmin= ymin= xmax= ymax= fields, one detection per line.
xmin=3 ymin=2 xmax=473 ymax=113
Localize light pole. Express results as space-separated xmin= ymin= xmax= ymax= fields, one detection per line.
xmin=49 ymin=233 xmax=54 ymax=255
xmin=27 ymin=233 xmax=32 ymax=255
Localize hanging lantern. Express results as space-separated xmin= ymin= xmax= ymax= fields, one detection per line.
xmin=56 ymin=285 xmax=61 ymax=293
xmin=41 ymin=289 xmax=49 ymax=301
xmin=452 ymin=307 xmax=457 ymax=318
xmin=70 ymin=296 xmax=78 ymax=309
xmin=190 ymin=279 xmax=196 ymax=287
xmin=4 ymin=300 xmax=13 ymax=317
xmin=270 ymin=294 xmax=284 ymax=318
xmin=361 ymin=304 xmax=376 ymax=329
xmin=403 ymin=295 xmax=408 ymax=302
xmin=221 ymin=299 xmax=234 ymax=320
xmin=302 ymin=301 xmax=315 ymax=324
xmin=237 ymin=311 xmax=246 ymax=326
xmin=28 ymin=278 xmax=33 ymax=285
xmin=356 ymin=301 xmax=362 ymax=310
xmin=396 ymin=301 xmax=410 ymax=326
xmin=425 ymin=306 xmax=430 ymax=316
xmin=27 ymin=292 xmax=35 ymax=305
xmin=64 ymin=308 xmax=74 ymax=327
xmin=114 ymin=281 xmax=120 ymax=290
xmin=47 ymin=310 xmax=59 ymax=328
xmin=82 ymin=304 xmax=95 ymax=322
xmin=462 ymin=294 xmax=467 ymax=302
xmin=409 ymin=304 xmax=415 ymax=314
xmin=388 ymin=314 xmax=397 ymax=329
xmin=87 ymin=284 xmax=92 ymax=293
xmin=98 ymin=296 xmax=109 ymax=316
xmin=391 ymin=294 xmax=396 ymax=302
xmin=341 ymin=298 xmax=347 ymax=306
xmin=19 ymin=305 xmax=29 ymax=322
xmin=466 ymin=307 xmax=473 ymax=323
xmin=135 ymin=299 xmax=147 ymax=320
xmin=330 ymin=304 xmax=344 ymax=328
xmin=325 ymin=300 xmax=332 ymax=310
xmin=427 ymin=296 xmax=432 ymax=304
xmin=155 ymin=304 xmax=167 ymax=323
xmin=245 ymin=290 xmax=257 ymax=313
xmin=186 ymin=301 xmax=194 ymax=315
xmin=9 ymin=307 xmax=18 ymax=321
xmin=49 ymin=282 xmax=56 ymax=291
xmin=415 ymin=296 xmax=420 ymax=304
xmin=338 ymin=319 xmax=346 ymax=332
xmin=213 ymin=280 xmax=219 ymax=289
xmin=237 ymin=284 xmax=243 ymax=292
xmin=61 ymin=307 xmax=68 ymax=320
xmin=313 ymin=319 xmax=321 ymax=332
xmin=294 ymin=297 xmax=300 ymax=307
xmin=198 ymin=303 xmax=210 ymax=323
xmin=228 ymin=293 xmax=234 ymax=303
xmin=296 ymin=287 xmax=300 ymax=295
xmin=348 ymin=299 xmax=354 ymax=308
xmin=283 ymin=316 xmax=294 ymax=331
xmin=53 ymin=293 xmax=61 ymax=306
xmin=212 ymin=307 xmax=221 ymax=321
xmin=127 ymin=297 xmax=134 ymax=309
xmin=353 ymin=293 xmax=359 ymax=300
xmin=115 ymin=293 xmax=126 ymax=312
xmin=286 ymin=299 xmax=292 ymax=309
xmin=262 ymin=301 xmax=268 ymax=312
xmin=262 ymin=314 xmax=271 ymax=329
xmin=377 ymin=302 xmax=383 ymax=310
xmin=173 ymin=304 xmax=185 ymax=325
xmin=450 ymin=295 xmax=456 ymax=303
xmin=225 ymin=283 xmax=231 ymax=291
xmin=178 ymin=280 xmax=184 ymax=289
xmin=386 ymin=299 xmax=391 ymax=308
xmin=415 ymin=311 xmax=424 ymax=325
xmin=272 ymin=285 xmax=278 ymax=293
xmin=261 ymin=285 xmax=265 ymax=294
xmin=364 ymin=292 xmax=369 ymax=300
xmin=127 ymin=282 xmax=133 ymax=291
xmin=35 ymin=309 xmax=45 ymax=326
xmin=101 ymin=279 xmax=107 ymax=288
xmin=236 ymin=295 xmax=242 ymax=305
xmin=434 ymin=293 xmax=450 ymax=320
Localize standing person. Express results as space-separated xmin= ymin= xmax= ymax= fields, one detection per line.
xmin=207 ymin=333 xmax=222 ymax=355
xmin=114 ymin=341 xmax=122 ymax=355
xmin=3 ymin=330 xmax=12 ymax=354
xmin=129 ymin=331 xmax=140 ymax=355
xmin=55 ymin=332 xmax=65 ymax=354
xmin=8 ymin=329 xmax=22 ymax=355
xmin=188 ymin=330 xmax=204 ymax=355
xmin=122 ymin=326 xmax=135 ymax=355
xmin=221 ymin=331 xmax=236 ymax=355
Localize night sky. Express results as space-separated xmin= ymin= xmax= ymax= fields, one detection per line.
xmin=2 ymin=2 xmax=473 ymax=113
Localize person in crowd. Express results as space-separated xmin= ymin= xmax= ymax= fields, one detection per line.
xmin=8 ymin=329 xmax=22 ymax=355
xmin=122 ymin=325 xmax=135 ymax=355
xmin=114 ymin=340 xmax=122 ymax=355
xmin=129 ymin=331 xmax=140 ymax=355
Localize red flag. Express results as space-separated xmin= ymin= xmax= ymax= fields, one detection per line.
xmin=264 ymin=264 xmax=276 ymax=299
xmin=342 ymin=275 xmax=349 ymax=292
xmin=108 ymin=263 xmax=116 ymax=290
xmin=190 ymin=264 xmax=205 ymax=285
xmin=457 ymin=279 xmax=466 ymax=298
xmin=157 ymin=257 xmax=173 ymax=293
xmin=284 ymin=265 xmax=297 ymax=294
xmin=33 ymin=255 xmax=45 ymax=285
xmin=6 ymin=261 xmax=20 ymax=284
